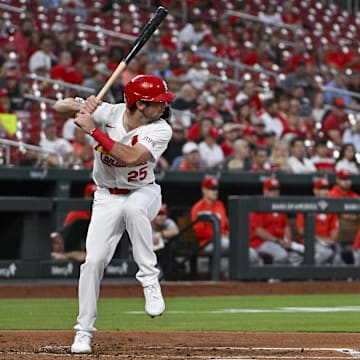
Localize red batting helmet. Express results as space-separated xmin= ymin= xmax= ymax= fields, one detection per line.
xmin=124 ymin=75 xmax=176 ymax=109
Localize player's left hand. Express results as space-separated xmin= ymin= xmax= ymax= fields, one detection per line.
xmin=74 ymin=111 xmax=96 ymax=135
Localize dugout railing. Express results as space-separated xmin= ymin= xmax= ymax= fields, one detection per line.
xmin=228 ymin=196 xmax=360 ymax=281
xmin=163 ymin=212 xmax=221 ymax=281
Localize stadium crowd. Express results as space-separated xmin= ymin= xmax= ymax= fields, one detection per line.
xmin=0 ymin=0 xmax=359 ymax=172
xmin=0 ymin=0 xmax=359 ymax=271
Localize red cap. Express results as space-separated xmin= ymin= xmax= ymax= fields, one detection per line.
xmin=0 ymin=88 xmax=8 ymax=97
xmin=333 ymin=97 xmax=346 ymax=108
xmin=84 ymin=183 xmax=97 ymax=197
xmin=242 ymin=125 xmax=257 ymax=135
xmin=208 ymin=126 xmax=220 ymax=140
xmin=190 ymin=55 xmax=201 ymax=63
xmin=336 ymin=169 xmax=352 ymax=179
xmin=158 ymin=203 xmax=168 ymax=215
xmin=263 ymin=178 xmax=280 ymax=190
xmin=313 ymin=178 xmax=330 ymax=189
xmin=202 ymin=177 xmax=219 ymax=189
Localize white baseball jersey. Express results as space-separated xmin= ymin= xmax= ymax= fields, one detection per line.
xmin=91 ymin=102 xmax=172 ymax=189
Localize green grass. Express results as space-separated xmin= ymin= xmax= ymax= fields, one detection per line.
xmin=1 ymin=294 xmax=360 ymax=332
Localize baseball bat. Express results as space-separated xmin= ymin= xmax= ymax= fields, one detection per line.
xmin=96 ymin=6 xmax=168 ymax=101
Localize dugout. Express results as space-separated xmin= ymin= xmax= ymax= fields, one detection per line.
xmin=229 ymin=196 xmax=360 ymax=281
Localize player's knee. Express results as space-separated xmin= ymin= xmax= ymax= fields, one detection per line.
xmin=124 ymin=203 xmax=145 ymax=219
xmin=83 ymin=255 xmax=106 ymax=271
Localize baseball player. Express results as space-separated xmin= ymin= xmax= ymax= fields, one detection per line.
xmin=250 ymin=178 xmax=304 ymax=265
xmin=53 ymin=74 xmax=175 ymax=354
xmin=296 ymin=178 xmax=339 ymax=265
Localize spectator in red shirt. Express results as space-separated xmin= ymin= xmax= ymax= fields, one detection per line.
xmin=235 ymin=80 xmax=262 ymax=111
xmin=191 ymin=177 xmax=228 ymax=250
xmin=329 ymin=169 xmax=360 ymax=264
xmin=219 ymin=123 xmax=241 ymax=158
xmin=310 ymin=138 xmax=335 ymax=173
xmin=296 ymin=178 xmax=339 ymax=264
xmin=187 ymin=115 xmax=214 ymax=143
xmin=322 ymin=97 xmax=351 ymax=147
xmin=250 ymin=178 xmax=304 ymax=265
xmin=51 ymin=50 xmax=83 ymax=84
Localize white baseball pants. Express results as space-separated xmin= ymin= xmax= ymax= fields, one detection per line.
xmin=74 ymin=184 xmax=162 ymax=333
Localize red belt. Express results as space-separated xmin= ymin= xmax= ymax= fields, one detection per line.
xmin=108 ymin=188 xmax=131 ymax=195
xmin=108 ymin=182 xmax=154 ymax=195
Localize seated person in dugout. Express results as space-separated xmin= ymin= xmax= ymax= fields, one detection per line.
xmin=151 ymin=203 xmax=180 ymax=276
xmin=250 ymin=178 xmax=304 ymax=265
xmin=50 ymin=183 xmax=97 ymax=262
xmin=296 ymin=178 xmax=340 ymax=265
xmin=328 ymin=169 xmax=360 ymax=264
xmin=191 ymin=176 xmax=261 ymax=265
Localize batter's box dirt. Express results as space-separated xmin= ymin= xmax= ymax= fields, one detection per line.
xmin=1 ymin=331 xmax=360 ymax=359
xmin=2 ymin=282 xmax=360 ymax=359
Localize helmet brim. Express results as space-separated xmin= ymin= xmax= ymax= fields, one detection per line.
xmin=152 ymin=92 xmax=176 ymax=103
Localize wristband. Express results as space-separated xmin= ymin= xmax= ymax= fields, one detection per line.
xmin=91 ymin=128 xmax=115 ymax=152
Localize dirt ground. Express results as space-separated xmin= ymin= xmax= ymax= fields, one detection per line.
xmin=1 ymin=281 xmax=360 ymax=359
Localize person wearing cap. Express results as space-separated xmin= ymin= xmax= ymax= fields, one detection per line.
xmin=174 ymin=141 xmax=206 ymax=170
xmin=329 ymin=169 xmax=360 ymax=264
xmin=191 ymin=176 xmax=261 ymax=272
xmin=151 ymin=203 xmax=179 ymax=277
xmin=54 ymin=74 xmax=176 ymax=353
xmin=335 ymin=143 xmax=360 ymax=175
xmin=39 ymin=116 xmax=74 ymax=168
xmin=191 ymin=177 xmax=228 ymax=250
xmin=79 ymin=62 xmax=115 ymax=103
xmin=220 ymin=123 xmax=241 ymax=157
xmin=322 ymin=97 xmax=351 ymax=147
xmin=250 ymin=178 xmax=304 ymax=265
xmin=50 ymin=183 xmax=97 ymax=263
xmin=296 ymin=178 xmax=340 ymax=265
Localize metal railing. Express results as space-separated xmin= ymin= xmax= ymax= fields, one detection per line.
xmin=0 ymin=138 xmax=62 ymax=166
xmin=199 ymin=53 xmax=281 ymax=85
xmin=223 ymin=10 xmax=300 ymax=44
xmin=0 ymin=2 xmax=23 ymax=13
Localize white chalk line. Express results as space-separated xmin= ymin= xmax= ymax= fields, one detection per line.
xmin=126 ymin=306 xmax=360 ymax=315
xmin=1 ymin=346 xmax=360 ymax=358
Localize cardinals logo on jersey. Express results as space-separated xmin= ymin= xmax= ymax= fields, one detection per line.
xmin=95 ymin=144 xmax=109 ymax=154
xmin=131 ymin=135 xmax=138 ymax=146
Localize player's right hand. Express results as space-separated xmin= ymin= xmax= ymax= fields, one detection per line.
xmin=83 ymin=95 xmax=101 ymax=114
